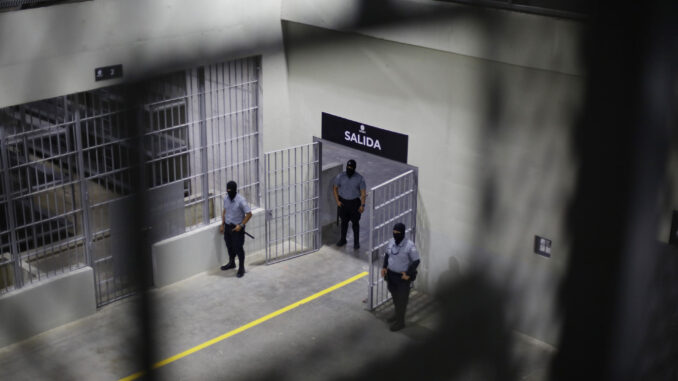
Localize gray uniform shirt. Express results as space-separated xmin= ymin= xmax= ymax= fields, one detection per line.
xmin=334 ymin=172 xmax=366 ymax=200
xmin=385 ymin=238 xmax=420 ymax=272
xmin=223 ymin=194 xmax=251 ymax=225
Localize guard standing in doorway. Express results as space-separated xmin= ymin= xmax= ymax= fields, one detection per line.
xmin=333 ymin=159 xmax=367 ymax=249
xmin=381 ymin=222 xmax=420 ymax=331
xmin=219 ymin=181 xmax=252 ymax=278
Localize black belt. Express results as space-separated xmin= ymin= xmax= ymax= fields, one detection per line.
xmin=339 ymin=197 xmax=360 ymax=202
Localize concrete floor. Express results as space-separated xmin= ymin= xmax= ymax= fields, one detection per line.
xmin=0 ymin=243 xmax=554 ymax=381
xmin=0 ymin=142 xmax=554 ymax=380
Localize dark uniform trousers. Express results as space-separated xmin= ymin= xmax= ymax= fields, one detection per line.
xmin=224 ymin=223 xmax=246 ymax=269
xmin=339 ymin=197 xmax=361 ymax=245
xmin=386 ymin=269 xmax=411 ymax=325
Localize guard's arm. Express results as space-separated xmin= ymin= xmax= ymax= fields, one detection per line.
xmin=406 ymin=259 xmax=420 ymax=278
xmin=220 ymin=207 xmax=226 ymax=233
xmin=381 ymin=254 xmax=389 ymax=277
xmin=233 ymin=210 xmax=252 ymax=232
xmin=241 ymin=211 xmax=252 ymax=227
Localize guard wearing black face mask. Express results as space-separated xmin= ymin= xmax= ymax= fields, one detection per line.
xmin=333 ymin=159 xmax=367 ymax=249
xmin=219 ymin=181 xmax=252 ymax=278
xmin=380 ymin=222 xmax=420 ymax=331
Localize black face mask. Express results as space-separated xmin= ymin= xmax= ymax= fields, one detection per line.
xmin=346 ymin=167 xmax=355 ymax=177
xmin=393 ymin=232 xmax=404 ymax=245
xmin=227 ymin=181 xmax=237 ymax=200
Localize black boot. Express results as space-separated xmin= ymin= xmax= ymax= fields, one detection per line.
xmin=237 ymin=268 xmax=245 ymax=278
xmin=220 ymin=262 xmax=236 ymax=271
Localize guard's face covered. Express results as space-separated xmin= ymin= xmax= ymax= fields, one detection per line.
xmin=227 ymin=181 xmax=237 ymax=200
xmin=393 ymin=223 xmax=406 ymax=245
xmin=346 ymin=159 xmax=356 ymax=177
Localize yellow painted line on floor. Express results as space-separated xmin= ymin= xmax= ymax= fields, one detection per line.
xmin=119 ymin=271 xmax=368 ymax=381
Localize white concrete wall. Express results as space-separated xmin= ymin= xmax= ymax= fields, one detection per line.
xmin=0 ymin=267 xmax=96 ymax=348
xmin=279 ymin=1 xmax=585 ymax=345
xmin=0 ymin=0 xmax=292 ymax=153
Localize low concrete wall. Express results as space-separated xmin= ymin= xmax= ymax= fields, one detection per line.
xmin=152 ymin=208 xmax=266 ymax=288
xmin=0 ymin=267 xmax=96 ymax=348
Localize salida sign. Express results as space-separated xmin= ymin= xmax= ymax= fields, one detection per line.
xmin=321 ymin=113 xmax=408 ymax=163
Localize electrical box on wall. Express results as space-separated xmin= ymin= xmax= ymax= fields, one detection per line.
xmin=534 ymin=235 xmax=552 ymax=257
xmin=670 ymin=210 xmax=678 ymax=247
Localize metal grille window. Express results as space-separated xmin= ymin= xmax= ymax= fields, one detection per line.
xmin=0 ymin=56 xmax=261 ymax=305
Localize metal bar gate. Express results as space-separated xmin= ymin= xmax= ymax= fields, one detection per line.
xmin=366 ymin=169 xmax=418 ymax=310
xmin=0 ymin=57 xmax=261 ymax=307
xmin=264 ymin=142 xmax=321 ymax=264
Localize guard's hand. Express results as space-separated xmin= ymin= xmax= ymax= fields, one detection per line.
xmin=336 ymin=200 xmax=343 ymax=207
xmin=401 ymin=272 xmax=410 ymax=281
xmin=232 ymin=224 xmax=242 ymax=232
xmin=381 ymin=268 xmax=387 ymax=278
xmin=359 ymin=205 xmax=365 ymax=213
xmin=219 ymin=224 xmax=225 ymax=234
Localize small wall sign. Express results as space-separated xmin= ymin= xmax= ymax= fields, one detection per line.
xmin=95 ymin=64 xmax=123 ymax=81
xmin=534 ymin=235 xmax=552 ymax=257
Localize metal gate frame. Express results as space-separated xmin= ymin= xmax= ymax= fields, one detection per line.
xmin=264 ymin=141 xmax=322 ymax=264
xmin=0 ymin=57 xmax=262 ymax=306
xmin=366 ymin=169 xmax=418 ymax=310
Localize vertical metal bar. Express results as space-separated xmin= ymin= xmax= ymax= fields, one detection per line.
xmin=198 ymin=67 xmax=210 ymax=225
xmin=0 ymin=130 xmax=23 ymax=289
xmin=264 ymin=151 xmax=271 ymax=262
xmin=236 ymin=59 xmax=242 ymax=184
xmin=275 ymin=151 xmax=279 ymax=260
xmin=228 ymin=63 xmax=234 ymax=189
xmin=412 ymin=171 xmax=418 ymax=243
xmin=256 ymin=59 xmax=263 ymax=206
xmin=294 ymin=146 xmax=298 ymax=253
xmin=316 ymin=141 xmax=322 ymax=250
xmin=368 ymin=192 xmax=375 ymax=309
xmin=74 ymin=108 xmax=93 ymax=267
xmin=286 ymin=148 xmax=291 ymax=256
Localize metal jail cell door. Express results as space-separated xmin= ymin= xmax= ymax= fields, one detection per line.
xmin=366 ymin=170 xmax=417 ymax=310
xmin=264 ymin=142 xmax=321 ymax=264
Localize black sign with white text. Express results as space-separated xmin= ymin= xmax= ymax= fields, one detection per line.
xmin=321 ymin=113 xmax=408 ymax=163
xmin=95 ymin=64 xmax=123 ymax=81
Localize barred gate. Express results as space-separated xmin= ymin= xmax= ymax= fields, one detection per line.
xmin=366 ymin=169 xmax=418 ymax=310
xmin=264 ymin=142 xmax=321 ymax=264
xmin=0 ymin=99 xmax=89 ymax=293
xmin=0 ymin=56 xmax=261 ymax=307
